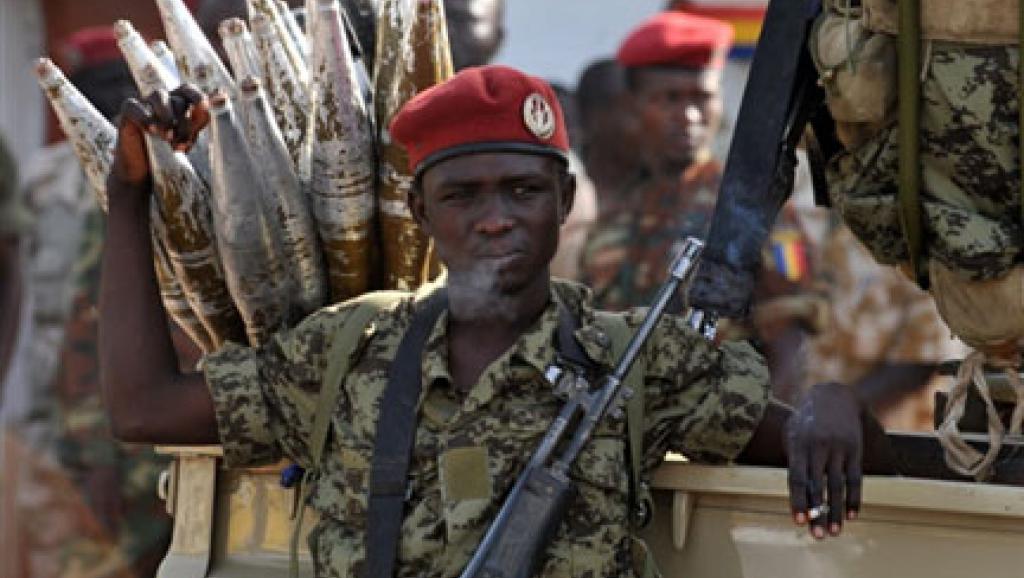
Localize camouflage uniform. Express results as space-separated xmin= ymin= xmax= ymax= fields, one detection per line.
xmin=1 ymin=143 xmax=172 ymax=578
xmin=581 ymin=159 xmax=720 ymax=310
xmin=828 ymin=43 xmax=1023 ymax=281
xmin=805 ymin=225 xmax=966 ymax=431
xmin=204 ymin=279 xmax=769 ymax=577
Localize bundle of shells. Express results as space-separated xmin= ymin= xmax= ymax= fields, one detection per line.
xmin=36 ymin=0 xmax=452 ymax=352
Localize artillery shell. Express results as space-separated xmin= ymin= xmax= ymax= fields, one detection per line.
xmin=149 ymin=39 xmax=181 ymax=84
xmin=151 ymin=205 xmax=216 ymax=353
xmin=155 ymin=0 xmax=236 ymax=95
xmin=219 ymin=18 xmax=263 ymax=83
xmin=208 ymin=91 xmax=288 ymax=346
xmin=145 ymin=113 xmax=247 ymax=348
xmin=239 ymin=77 xmax=326 ymax=316
xmin=251 ymin=12 xmax=310 ymax=169
xmin=374 ymin=0 xmax=452 ymax=290
xmin=277 ymin=0 xmax=311 ymax=61
xmin=309 ymin=0 xmax=377 ymax=302
xmin=34 ymin=58 xmax=116 ymax=211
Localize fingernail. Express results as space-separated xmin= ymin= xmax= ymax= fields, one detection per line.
xmin=829 ymin=523 xmax=841 ymax=536
xmin=812 ymin=527 xmax=825 ymax=540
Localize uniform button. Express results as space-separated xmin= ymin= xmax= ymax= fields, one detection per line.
xmin=594 ymin=331 xmax=611 ymax=348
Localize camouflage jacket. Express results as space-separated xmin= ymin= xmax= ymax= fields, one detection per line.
xmin=829 ymin=42 xmax=1023 ymax=280
xmin=581 ymin=159 xmax=721 ymax=311
xmin=204 ymin=280 xmax=769 ymax=578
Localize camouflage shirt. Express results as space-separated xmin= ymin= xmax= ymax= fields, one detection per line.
xmin=581 ymin=159 xmax=721 ymax=311
xmin=204 ymin=280 xmax=769 ymax=578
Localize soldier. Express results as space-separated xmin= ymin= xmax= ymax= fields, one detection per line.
xmin=580 ymin=10 xmax=737 ymax=310
xmin=1 ymin=28 xmax=178 ymax=578
xmin=99 ymin=65 xmax=883 ymax=577
xmin=580 ymin=11 xmax=821 ymax=401
xmin=444 ymin=0 xmax=505 ymax=71
xmin=806 ymin=223 xmax=967 ymax=431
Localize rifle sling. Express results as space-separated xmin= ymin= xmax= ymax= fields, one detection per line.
xmin=365 ymin=288 xmax=448 ymax=578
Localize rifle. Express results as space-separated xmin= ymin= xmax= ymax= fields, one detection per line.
xmin=458 ymin=237 xmax=704 ymax=578
xmin=686 ymin=0 xmax=840 ymax=335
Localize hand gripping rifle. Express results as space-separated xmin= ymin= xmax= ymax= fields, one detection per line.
xmin=458 ymin=237 xmax=704 ymax=578
xmin=686 ymin=0 xmax=841 ymax=337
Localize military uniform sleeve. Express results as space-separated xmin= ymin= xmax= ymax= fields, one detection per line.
xmin=203 ymin=305 xmax=358 ymax=469
xmin=637 ymin=311 xmax=770 ymax=466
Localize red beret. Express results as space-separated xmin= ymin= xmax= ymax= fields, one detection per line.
xmin=617 ymin=11 xmax=734 ymax=70
xmin=390 ymin=65 xmax=570 ymax=175
xmin=61 ymin=26 xmax=123 ymax=73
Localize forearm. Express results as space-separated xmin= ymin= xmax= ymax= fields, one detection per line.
xmin=98 ymin=175 xmax=218 ymax=444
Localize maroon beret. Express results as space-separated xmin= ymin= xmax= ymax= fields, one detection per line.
xmin=617 ymin=11 xmax=734 ymax=70
xmin=390 ymin=65 xmax=570 ymax=175
xmin=61 ymin=26 xmax=123 ymax=73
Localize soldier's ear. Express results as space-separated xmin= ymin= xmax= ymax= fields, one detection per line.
xmin=557 ymin=168 xmax=576 ymax=225
xmin=409 ymin=181 xmax=431 ymax=236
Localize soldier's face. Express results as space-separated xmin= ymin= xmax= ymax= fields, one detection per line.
xmin=631 ymin=67 xmax=722 ymax=169
xmin=412 ymin=152 xmax=575 ymax=295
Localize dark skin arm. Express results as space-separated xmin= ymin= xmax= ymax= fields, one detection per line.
xmin=99 ymin=86 xmax=218 ymax=444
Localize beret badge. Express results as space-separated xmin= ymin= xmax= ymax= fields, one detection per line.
xmin=522 ymin=93 xmax=556 ymax=140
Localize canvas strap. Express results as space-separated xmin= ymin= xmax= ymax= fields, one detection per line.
xmin=364 ymin=288 xmax=448 ymax=578
xmin=288 ymin=290 xmax=409 ymax=578
xmin=897 ymin=0 xmax=928 ymax=288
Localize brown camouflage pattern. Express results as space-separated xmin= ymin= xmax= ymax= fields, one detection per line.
xmin=581 ymin=160 xmax=722 ymax=311
xmin=805 ymin=225 xmax=965 ymax=431
xmin=203 ymin=279 xmax=769 ymax=577
xmin=827 ymin=41 xmax=1023 ymax=281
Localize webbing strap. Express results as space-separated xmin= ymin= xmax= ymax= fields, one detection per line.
xmin=897 ymin=0 xmax=928 ymax=288
xmin=364 ymin=289 xmax=448 ymax=578
xmin=595 ymin=313 xmax=651 ymax=532
xmin=288 ymin=290 xmax=408 ymax=578
xmin=1019 ymin=0 xmax=1024 ymax=228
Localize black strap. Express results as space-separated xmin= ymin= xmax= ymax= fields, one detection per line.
xmin=364 ymin=289 xmax=448 ymax=578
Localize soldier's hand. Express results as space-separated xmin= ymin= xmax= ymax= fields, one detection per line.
xmin=111 ymin=84 xmax=209 ymax=187
xmin=785 ymin=382 xmax=863 ymax=539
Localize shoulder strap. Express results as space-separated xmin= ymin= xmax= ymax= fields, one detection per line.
xmin=594 ymin=312 xmax=650 ymax=530
xmin=595 ymin=311 xmax=659 ymax=578
xmin=364 ymin=288 xmax=448 ymax=578
xmin=289 ymin=290 xmax=407 ymax=578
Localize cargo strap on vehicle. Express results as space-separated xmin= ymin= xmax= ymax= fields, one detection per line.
xmin=289 ymin=290 xmax=410 ymax=578
xmin=897 ymin=0 xmax=928 ymax=288
xmin=936 ymin=352 xmax=1024 ymax=481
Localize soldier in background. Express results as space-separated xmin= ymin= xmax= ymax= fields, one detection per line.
xmin=580 ymin=11 xmax=823 ymax=401
xmin=575 ymin=58 xmax=639 ymax=211
xmin=0 ymin=27 xmax=186 ymax=578
xmin=806 ymin=224 xmax=966 ymax=431
xmin=444 ymin=0 xmax=504 ymax=71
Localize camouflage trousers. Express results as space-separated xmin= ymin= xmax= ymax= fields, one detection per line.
xmin=828 ymin=41 xmax=1024 ymax=282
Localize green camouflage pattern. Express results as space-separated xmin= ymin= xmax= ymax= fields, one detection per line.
xmin=4 ymin=147 xmax=172 ymax=578
xmin=581 ymin=160 xmax=721 ymax=311
xmin=827 ymin=41 xmax=1023 ymax=281
xmin=0 ymin=136 xmax=29 ymax=236
xmin=204 ymin=279 xmax=769 ymax=578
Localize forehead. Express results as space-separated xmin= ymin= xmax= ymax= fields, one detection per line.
xmin=633 ymin=67 xmax=719 ymax=95
xmin=420 ymin=152 xmax=559 ymax=190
